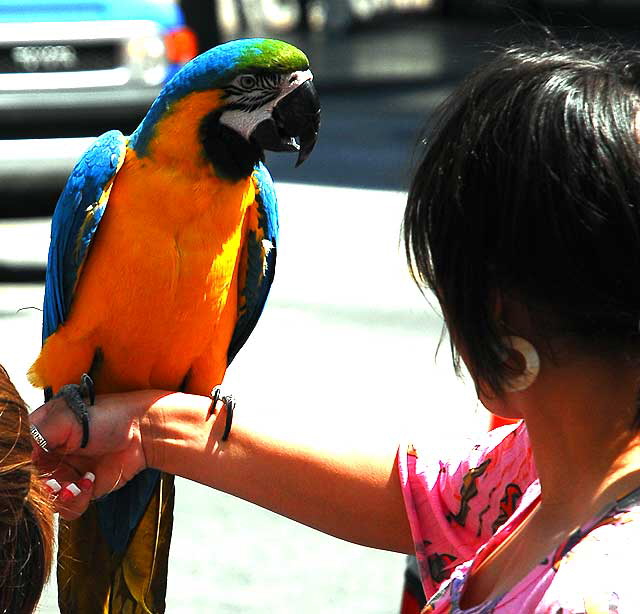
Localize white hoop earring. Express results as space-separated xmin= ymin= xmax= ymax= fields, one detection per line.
xmin=502 ymin=336 xmax=540 ymax=392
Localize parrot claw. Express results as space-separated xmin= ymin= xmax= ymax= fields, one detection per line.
xmin=80 ymin=372 xmax=96 ymax=405
xmin=54 ymin=373 xmax=95 ymax=449
xmin=207 ymin=385 xmax=235 ymax=441
xmin=209 ymin=385 xmax=222 ymax=416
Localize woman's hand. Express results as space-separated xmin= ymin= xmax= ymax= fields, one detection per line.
xmin=29 ymin=388 xmax=413 ymax=553
xmin=29 ymin=390 xmax=170 ymax=519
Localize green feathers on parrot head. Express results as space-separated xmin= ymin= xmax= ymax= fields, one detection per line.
xmin=171 ymin=38 xmax=311 ymax=94
xmin=223 ymin=38 xmax=310 ymax=78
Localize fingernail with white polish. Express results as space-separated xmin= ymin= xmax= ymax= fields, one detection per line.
xmin=58 ymin=483 xmax=81 ymax=503
xmin=45 ymin=479 xmax=62 ymax=493
xmin=78 ymin=472 xmax=95 ymax=491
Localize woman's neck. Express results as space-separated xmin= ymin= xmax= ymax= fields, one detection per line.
xmin=519 ymin=355 xmax=640 ymax=526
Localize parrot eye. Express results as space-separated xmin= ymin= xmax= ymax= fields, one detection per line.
xmin=224 ymin=73 xmax=281 ymax=111
xmin=239 ymin=75 xmax=257 ymax=89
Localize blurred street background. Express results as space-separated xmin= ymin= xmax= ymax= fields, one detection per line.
xmin=1 ymin=0 xmax=640 ymax=611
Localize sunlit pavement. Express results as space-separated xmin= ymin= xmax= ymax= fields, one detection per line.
xmin=0 ymin=182 xmax=486 ymax=613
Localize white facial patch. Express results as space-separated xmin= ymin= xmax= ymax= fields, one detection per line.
xmin=219 ymin=69 xmax=313 ymax=140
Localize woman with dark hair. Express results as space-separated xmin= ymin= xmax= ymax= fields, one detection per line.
xmin=31 ymin=42 xmax=640 ymax=611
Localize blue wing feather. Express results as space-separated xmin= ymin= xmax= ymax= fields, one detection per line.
xmin=227 ymin=161 xmax=279 ymax=364
xmin=43 ymin=130 xmax=127 ymax=342
xmin=40 ymin=130 xmax=153 ymax=554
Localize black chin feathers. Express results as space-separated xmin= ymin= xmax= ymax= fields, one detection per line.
xmin=199 ymin=111 xmax=262 ymax=181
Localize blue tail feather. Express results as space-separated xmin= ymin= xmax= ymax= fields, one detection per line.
xmin=97 ymin=468 xmax=161 ymax=554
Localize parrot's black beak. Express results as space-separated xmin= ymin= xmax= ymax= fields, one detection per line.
xmin=251 ymin=79 xmax=320 ymax=167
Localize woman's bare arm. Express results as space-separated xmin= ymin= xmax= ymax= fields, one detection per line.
xmin=31 ymin=390 xmax=414 ymax=554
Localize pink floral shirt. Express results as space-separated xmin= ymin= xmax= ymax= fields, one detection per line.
xmin=398 ymin=421 xmax=640 ymax=613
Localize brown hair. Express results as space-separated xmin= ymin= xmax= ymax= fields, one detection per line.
xmin=0 ymin=365 xmax=54 ymax=613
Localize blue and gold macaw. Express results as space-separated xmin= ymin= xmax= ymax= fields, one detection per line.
xmin=29 ymin=38 xmax=320 ymax=613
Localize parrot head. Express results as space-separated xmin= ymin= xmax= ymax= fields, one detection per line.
xmin=130 ymin=38 xmax=321 ymax=180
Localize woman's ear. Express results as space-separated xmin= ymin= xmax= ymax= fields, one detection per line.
xmin=495 ymin=293 xmax=536 ymax=339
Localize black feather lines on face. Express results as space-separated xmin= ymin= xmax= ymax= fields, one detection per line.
xmin=223 ymin=72 xmax=283 ymax=112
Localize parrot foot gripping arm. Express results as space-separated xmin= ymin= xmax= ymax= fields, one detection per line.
xmin=207 ymin=386 xmax=235 ymax=441
xmin=52 ymin=373 xmax=95 ymax=449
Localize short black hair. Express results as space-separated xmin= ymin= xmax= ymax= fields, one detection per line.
xmin=404 ymin=42 xmax=640 ymax=396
